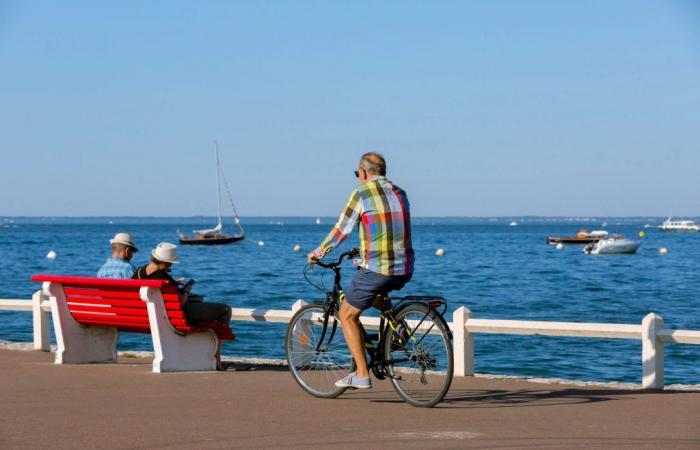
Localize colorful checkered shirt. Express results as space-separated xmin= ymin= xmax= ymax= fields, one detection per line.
xmin=97 ymin=257 xmax=136 ymax=279
xmin=314 ymin=176 xmax=414 ymax=277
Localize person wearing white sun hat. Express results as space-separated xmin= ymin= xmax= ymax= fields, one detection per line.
xmin=97 ymin=232 xmax=139 ymax=279
xmin=133 ymin=242 xmax=233 ymax=370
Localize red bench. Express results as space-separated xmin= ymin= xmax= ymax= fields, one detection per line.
xmin=31 ymin=275 xmax=234 ymax=372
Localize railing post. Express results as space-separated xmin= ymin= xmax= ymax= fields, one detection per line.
xmin=642 ymin=313 xmax=664 ymax=390
xmin=32 ymin=289 xmax=51 ymax=351
xmin=452 ymin=306 xmax=473 ymax=376
xmin=292 ymin=299 xmax=306 ymax=313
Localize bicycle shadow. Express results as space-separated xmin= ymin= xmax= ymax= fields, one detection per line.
xmin=368 ymin=387 xmax=689 ymax=408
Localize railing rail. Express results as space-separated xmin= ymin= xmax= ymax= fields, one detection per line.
xmin=1 ymin=292 xmax=699 ymax=390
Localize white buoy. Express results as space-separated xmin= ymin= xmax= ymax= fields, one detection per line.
xmin=435 ymin=248 xmax=445 ymax=256
xmin=258 ymin=240 xmax=265 ymax=246
xmin=556 ymin=243 xmax=564 ymax=251
xmin=46 ymin=250 xmax=57 ymax=260
xmin=292 ymin=244 xmax=301 ymax=252
xmin=659 ymin=247 xmax=668 ymax=254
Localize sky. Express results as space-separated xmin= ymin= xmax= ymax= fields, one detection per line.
xmin=1 ymin=1 xmax=699 ymax=217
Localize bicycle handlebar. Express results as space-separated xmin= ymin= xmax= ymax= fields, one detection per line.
xmin=314 ymin=248 xmax=359 ymax=269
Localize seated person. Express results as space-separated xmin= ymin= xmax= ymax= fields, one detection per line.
xmin=133 ymin=242 xmax=233 ymax=370
xmin=97 ymin=232 xmax=138 ymax=278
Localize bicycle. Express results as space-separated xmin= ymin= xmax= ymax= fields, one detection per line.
xmin=285 ymin=248 xmax=454 ymax=407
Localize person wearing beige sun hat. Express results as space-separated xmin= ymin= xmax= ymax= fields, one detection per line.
xmin=97 ymin=232 xmax=139 ymax=279
xmin=133 ymin=242 xmax=233 ymax=370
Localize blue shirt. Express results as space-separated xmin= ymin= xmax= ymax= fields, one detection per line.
xmin=97 ymin=258 xmax=136 ymax=279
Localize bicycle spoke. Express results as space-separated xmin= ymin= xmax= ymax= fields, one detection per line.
xmin=286 ymin=304 xmax=353 ymax=398
xmin=384 ymin=305 xmax=453 ymax=407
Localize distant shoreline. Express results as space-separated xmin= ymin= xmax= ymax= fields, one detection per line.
xmin=2 ymin=215 xmax=698 ymax=220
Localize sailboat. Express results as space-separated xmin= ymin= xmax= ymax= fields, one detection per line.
xmin=178 ymin=142 xmax=245 ymax=245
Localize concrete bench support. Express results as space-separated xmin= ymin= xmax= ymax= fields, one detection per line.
xmin=140 ymin=287 xmax=218 ymax=373
xmin=43 ymin=282 xmax=118 ymax=364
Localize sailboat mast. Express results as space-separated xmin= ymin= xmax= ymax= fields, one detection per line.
xmin=214 ymin=141 xmax=222 ymax=227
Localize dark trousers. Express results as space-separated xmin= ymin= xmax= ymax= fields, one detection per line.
xmin=184 ymin=302 xmax=232 ymax=325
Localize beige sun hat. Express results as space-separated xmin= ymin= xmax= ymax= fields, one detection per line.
xmin=109 ymin=232 xmax=138 ymax=251
xmin=151 ymin=242 xmax=179 ymax=264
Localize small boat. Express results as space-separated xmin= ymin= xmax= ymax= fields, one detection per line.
xmin=583 ymin=236 xmax=640 ymax=255
xmin=547 ymin=229 xmax=608 ymax=245
xmin=509 ymin=221 xmax=518 ymax=227
xmin=658 ymin=217 xmax=700 ymax=232
xmin=178 ymin=142 xmax=245 ymax=246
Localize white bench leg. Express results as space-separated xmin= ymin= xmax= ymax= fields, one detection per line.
xmin=43 ymin=282 xmax=118 ymax=364
xmin=140 ymin=287 xmax=218 ymax=372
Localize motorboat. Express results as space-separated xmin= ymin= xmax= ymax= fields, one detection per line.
xmin=583 ymin=236 xmax=640 ymax=255
xmin=658 ymin=217 xmax=700 ymax=232
xmin=509 ymin=221 xmax=518 ymax=227
xmin=547 ymin=230 xmax=608 ymax=245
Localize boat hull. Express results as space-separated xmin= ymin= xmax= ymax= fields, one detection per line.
xmin=179 ymin=235 xmax=245 ymax=246
xmin=547 ymin=236 xmax=601 ymax=245
xmin=584 ymin=239 xmax=640 ymax=255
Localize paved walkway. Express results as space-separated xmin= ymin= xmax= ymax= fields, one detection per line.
xmin=0 ymin=349 xmax=698 ymax=449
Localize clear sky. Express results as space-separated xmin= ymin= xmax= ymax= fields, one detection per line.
xmin=1 ymin=1 xmax=698 ymax=217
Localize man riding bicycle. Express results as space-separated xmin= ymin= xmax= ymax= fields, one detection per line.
xmin=307 ymin=152 xmax=414 ymax=390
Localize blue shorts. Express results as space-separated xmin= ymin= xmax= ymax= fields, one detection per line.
xmin=345 ymin=268 xmax=412 ymax=311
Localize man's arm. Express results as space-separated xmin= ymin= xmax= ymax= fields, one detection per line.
xmin=310 ymin=189 xmax=362 ymax=261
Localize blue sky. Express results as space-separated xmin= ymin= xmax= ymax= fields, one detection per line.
xmin=1 ymin=1 xmax=698 ymax=217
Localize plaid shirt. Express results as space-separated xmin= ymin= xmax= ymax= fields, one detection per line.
xmin=97 ymin=257 xmax=136 ymax=279
xmin=314 ymin=176 xmax=414 ymax=277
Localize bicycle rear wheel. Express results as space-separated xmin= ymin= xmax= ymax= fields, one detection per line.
xmin=384 ymin=303 xmax=453 ymax=407
xmin=286 ymin=303 xmax=353 ymax=398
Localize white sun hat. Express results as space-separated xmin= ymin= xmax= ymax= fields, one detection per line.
xmin=109 ymin=232 xmax=138 ymax=251
xmin=151 ymin=242 xmax=179 ymax=264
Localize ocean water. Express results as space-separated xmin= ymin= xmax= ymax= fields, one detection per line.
xmin=1 ymin=216 xmax=698 ymax=385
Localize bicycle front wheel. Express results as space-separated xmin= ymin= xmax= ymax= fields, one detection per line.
xmin=285 ymin=303 xmax=354 ymax=398
xmin=384 ymin=303 xmax=454 ymax=407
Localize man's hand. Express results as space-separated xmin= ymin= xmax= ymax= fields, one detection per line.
xmin=307 ymin=252 xmax=320 ymax=265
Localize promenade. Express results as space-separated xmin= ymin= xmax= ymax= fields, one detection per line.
xmin=1 ymin=349 xmax=698 ymax=449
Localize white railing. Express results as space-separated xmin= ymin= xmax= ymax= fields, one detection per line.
xmin=1 ymin=292 xmax=699 ymax=390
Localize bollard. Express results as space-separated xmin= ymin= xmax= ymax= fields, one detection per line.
xmin=32 ymin=289 xmax=51 ymax=351
xmin=452 ymin=306 xmax=474 ymax=376
xmin=641 ymin=313 xmax=664 ymax=390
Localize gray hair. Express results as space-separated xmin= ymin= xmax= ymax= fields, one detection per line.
xmin=360 ymin=152 xmax=387 ymax=176
xmin=111 ymin=243 xmax=129 ymax=252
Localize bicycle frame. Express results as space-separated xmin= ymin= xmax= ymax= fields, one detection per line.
xmin=312 ymin=253 xmax=451 ymax=380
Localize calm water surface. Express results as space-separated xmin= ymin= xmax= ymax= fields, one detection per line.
xmin=1 ymin=217 xmax=698 ymax=385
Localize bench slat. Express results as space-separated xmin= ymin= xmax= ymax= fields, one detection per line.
xmin=63 ymin=287 xmax=181 ymax=302
xmin=72 ymin=313 xmax=191 ymax=329
xmin=65 ymin=296 xmax=180 ymax=309
xmin=68 ymin=304 xmax=186 ymax=320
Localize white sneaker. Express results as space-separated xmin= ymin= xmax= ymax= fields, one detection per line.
xmin=335 ymin=372 xmax=372 ymax=389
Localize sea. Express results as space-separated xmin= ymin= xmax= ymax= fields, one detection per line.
xmin=1 ymin=216 xmax=698 ymax=386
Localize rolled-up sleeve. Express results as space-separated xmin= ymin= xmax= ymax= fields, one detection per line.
xmin=314 ymin=189 xmax=362 ymax=257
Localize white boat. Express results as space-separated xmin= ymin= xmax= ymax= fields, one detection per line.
xmin=509 ymin=221 xmax=518 ymax=227
xmin=658 ymin=217 xmax=700 ymax=232
xmin=177 ymin=141 xmax=245 ymax=245
xmin=583 ymin=236 xmax=640 ymax=255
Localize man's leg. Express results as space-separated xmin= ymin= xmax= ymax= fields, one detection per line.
xmin=338 ymin=300 xmax=369 ymax=378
